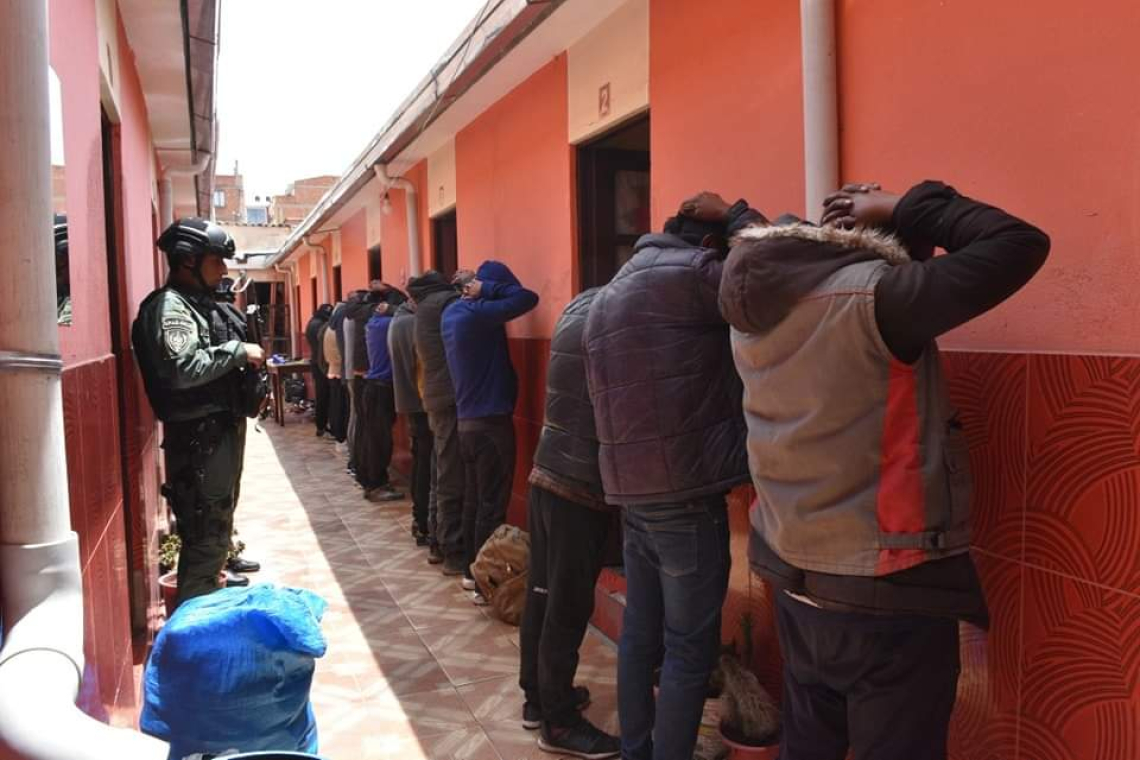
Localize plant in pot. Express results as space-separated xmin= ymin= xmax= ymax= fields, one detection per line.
xmin=157 ymin=533 xmax=181 ymax=617
xmin=717 ymin=612 xmax=781 ymax=758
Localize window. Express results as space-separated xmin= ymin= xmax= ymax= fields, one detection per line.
xmin=246 ymin=206 xmax=268 ymax=225
xmin=213 ymin=189 xmax=227 ymax=208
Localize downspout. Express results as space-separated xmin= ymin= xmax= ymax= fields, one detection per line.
xmin=304 ymin=235 xmax=331 ymax=304
xmin=0 ymin=3 xmax=167 ymax=759
xmin=800 ymin=0 xmax=839 ymax=222
xmin=373 ymin=165 xmax=422 ymax=278
xmin=274 ymin=263 xmax=299 ymax=357
xmin=159 ymin=151 xmax=212 ymax=228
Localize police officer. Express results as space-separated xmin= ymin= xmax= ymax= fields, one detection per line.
xmin=132 ymin=218 xmax=265 ymax=605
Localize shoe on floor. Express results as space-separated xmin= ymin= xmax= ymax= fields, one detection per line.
xmin=226 ymin=556 xmax=261 ymax=574
xmin=538 ymin=718 xmax=620 ymax=759
xmin=364 ymin=486 xmax=404 ymax=503
xmin=471 ymin=592 xmax=489 ymax=606
xmin=221 ymin=569 xmax=249 ymax=588
xmin=428 ymin=546 xmax=445 ymax=564
xmin=415 ymin=533 xmax=429 ymax=547
xmin=441 ymin=561 xmax=466 ymax=576
xmin=523 ymin=686 xmax=591 ymax=731
xmin=461 ymin=577 xmax=477 ymax=591
xmin=522 ymin=701 xmax=542 ymax=730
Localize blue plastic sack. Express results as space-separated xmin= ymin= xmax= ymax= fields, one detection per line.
xmin=141 ymin=585 xmax=328 ymax=760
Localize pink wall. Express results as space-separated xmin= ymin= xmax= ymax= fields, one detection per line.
xmin=649 ymin=0 xmax=805 ymax=228
xmin=455 ymin=55 xmax=574 ymax=339
xmin=837 ymin=0 xmax=1139 ymax=355
xmin=51 ymin=0 xmax=111 ymax=364
xmin=339 ymin=208 xmax=369 ymax=294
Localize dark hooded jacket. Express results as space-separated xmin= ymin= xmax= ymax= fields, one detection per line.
xmin=408 ymin=271 xmax=461 ymax=413
xmin=305 ymin=305 xmax=332 ymax=374
xmin=529 ymin=288 xmax=609 ymax=510
xmin=584 ymin=216 xmax=756 ymax=507
xmin=441 ymin=261 xmax=539 ymax=421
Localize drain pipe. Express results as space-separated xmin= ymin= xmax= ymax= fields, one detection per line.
xmin=0 ymin=3 xmax=167 ymax=759
xmin=159 ymin=152 xmax=213 ymax=228
xmin=373 ymin=165 xmax=422 ymax=278
xmin=274 ymin=262 xmax=300 ymax=356
xmin=304 ymin=235 xmax=331 ymax=304
xmin=800 ymin=0 xmax=839 ymax=222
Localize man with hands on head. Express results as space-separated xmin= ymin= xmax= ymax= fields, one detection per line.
xmin=719 ymin=179 xmax=1049 ymax=760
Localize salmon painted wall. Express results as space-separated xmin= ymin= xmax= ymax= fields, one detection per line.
xmin=649 ymin=0 xmax=805 ymax=227
xmin=339 ymin=208 xmax=370 ymax=293
xmin=455 ymin=55 xmax=575 ymax=339
xmin=837 ymin=0 xmax=1139 ymax=355
xmin=52 ymin=0 xmax=111 ymax=364
xmin=49 ymin=0 xmax=163 ymax=724
xmin=380 ymin=160 xmax=430 ymax=289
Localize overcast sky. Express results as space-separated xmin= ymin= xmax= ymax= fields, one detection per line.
xmin=216 ymin=0 xmax=487 ymax=199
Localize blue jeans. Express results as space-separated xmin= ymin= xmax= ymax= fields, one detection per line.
xmin=618 ymin=499 xmax=731 ymax=760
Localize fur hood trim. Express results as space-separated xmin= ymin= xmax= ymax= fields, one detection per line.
xmin=734 ymin=223 xmax=911 ymax=265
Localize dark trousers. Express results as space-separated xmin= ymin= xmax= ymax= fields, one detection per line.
xmin=519 ymin=486 xmax=612 ymax=728
xmin=328 ymin=378 xmax=349 ymax=442
xmin=459 ymin=416 xmax=516 ymax=575
xmin=408 ymin=411 xmax=434 ymax=534
xmin=348 ymin=377 xmax=364 ymax=472
xmin=358 ymin=379 xmax=396 ymax=490
xmin=618 ymin=499 xmax=730 ymax=760
xmin=427 ymin=405 xmax=465 ymax=566
xmin=775 ymin=592 xmax=960 ymax=760
xmin=312 ymin=368 xmax=330 ymax=434
xmin=163 ymin=416 xmax=244 ymax=605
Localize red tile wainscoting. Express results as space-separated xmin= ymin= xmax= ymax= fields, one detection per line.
xmin=61 ymin=357 xmax=138 ymax=723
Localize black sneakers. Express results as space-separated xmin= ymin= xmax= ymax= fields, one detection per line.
xmin=523 ymin=686 xmax=592 ymax=729
xmin=537 ymin=718 xmax=620 ymax=759
xmin=427 ymin=546 xmax=445 ymax=564
xmin=364 ymin=486 xmax=404 ymax=503
xmin=226 ymin=556 xmax=260 ymax=574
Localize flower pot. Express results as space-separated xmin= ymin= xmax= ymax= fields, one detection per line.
xmin=720 ymin=722 xmax=780 ymax=760
xmin=159 ymin=571 xmax=179 ymax=617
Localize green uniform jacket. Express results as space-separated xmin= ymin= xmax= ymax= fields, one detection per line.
xmin=132 ymin=285 xmax=249 ymax=423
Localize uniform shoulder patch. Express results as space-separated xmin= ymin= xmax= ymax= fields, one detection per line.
xmin=161 ymin=312 xmax=197 ymax=355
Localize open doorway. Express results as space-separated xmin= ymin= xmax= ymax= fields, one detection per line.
xmin=577 ymin=114 xmax=650 ymax=290
xmin=432 ymin=209 xmax=458 ymax=278
xmin=332 ymin=265 xmax=343 ymax=302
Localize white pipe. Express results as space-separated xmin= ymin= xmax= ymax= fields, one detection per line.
xmin=800 ymin=0 xmax=839 ymax=222
xmin=304 ymin=235 xmax=331 ymax=304
xmin=275 ymin=263 xmax=300 ymax=356
xmin=0 ymin=3 xmax=167 ymax=758
xmin=159 ymin=177 xmax=174 ymax=228
xmin=373 ymin=165 xmax=422 ymax=278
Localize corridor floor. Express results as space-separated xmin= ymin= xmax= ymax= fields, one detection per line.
xmin=234 ymin=415 xmax=620 ymax=760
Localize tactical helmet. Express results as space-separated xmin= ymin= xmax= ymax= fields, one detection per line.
xmin=157 ymin=217 xmax=235 ymax=267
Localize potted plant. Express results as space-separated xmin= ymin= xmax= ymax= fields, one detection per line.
xmin=717 ymin=613 xmax=781 ymax=758
xmin=158 ymin=533 xmax=181 ymax=617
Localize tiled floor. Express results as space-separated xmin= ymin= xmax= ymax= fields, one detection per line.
xmin=234 ymin=414 xmax=619 ymax=760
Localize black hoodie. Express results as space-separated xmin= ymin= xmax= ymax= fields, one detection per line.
xmin=408 ymin=271 xmax=461 ymax=413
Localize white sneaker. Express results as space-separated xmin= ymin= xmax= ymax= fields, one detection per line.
xmin=471 ymin=592 xmax=489 ymax=607
xmin=461 ymin=578 xmax=477 ymax=591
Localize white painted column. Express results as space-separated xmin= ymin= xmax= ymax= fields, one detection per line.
xmin=0 ymin=0 xmax=70 ymax=546
xmin=801 ymin=0 xmax=840 ymax=222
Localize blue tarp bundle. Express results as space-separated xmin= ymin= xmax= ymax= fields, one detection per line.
xmin=141 ymin=585 xmax=328 ymax=760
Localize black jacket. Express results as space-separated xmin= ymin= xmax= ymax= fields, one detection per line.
xmin=305 ymin=308 xmax=331 ymax=374
xmin=529 ymin=288 xmax=608 ymax=509
xmin=585 ymin=235 xmax=750 ymax=506
xmin=408 ymin=272 xmax=460 ymax=413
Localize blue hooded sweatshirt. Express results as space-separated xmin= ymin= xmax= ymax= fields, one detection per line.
xmin=441 ymin=260 xmax=539 ymax=420
xmin=364 ymin=311 xmax=394 ymax=381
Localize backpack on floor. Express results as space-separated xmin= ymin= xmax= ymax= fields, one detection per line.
xmin=471 ymin=524 xmax=530 ymax=626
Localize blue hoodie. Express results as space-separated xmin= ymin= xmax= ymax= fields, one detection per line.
xmin=442 ymin=260 xmax=539 ymax=420
xmin=364 ymin=311 xmax=394 ymax=381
